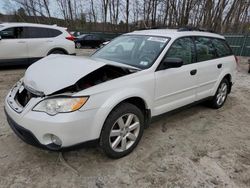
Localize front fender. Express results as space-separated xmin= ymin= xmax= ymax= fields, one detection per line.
xmin=84 ymin=87 xmax=153 ymax=139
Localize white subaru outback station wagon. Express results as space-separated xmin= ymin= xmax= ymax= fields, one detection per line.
xmin=5 ymin=29 xmax=236 ymax=158
xmin=0 ymin=23 xmax=75 ymax=66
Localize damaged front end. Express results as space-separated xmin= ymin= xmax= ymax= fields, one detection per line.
xmin=10 ymin=55 xmax=139 ymax=115
xmin=23 ymin=55 xmax=139 ymax=97
xmin=53 ymin=65 xmax=136 ymax=95
xmin=14 ymin=65 xmax=138 ymax=111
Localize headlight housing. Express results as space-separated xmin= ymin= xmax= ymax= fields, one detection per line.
xmin=33 ymin=97 xmax=89 ymax=115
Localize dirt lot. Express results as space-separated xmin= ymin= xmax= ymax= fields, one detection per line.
xmin=0 ymin=51 xmax=249 ymax=188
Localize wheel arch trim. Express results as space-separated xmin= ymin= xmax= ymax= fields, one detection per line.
xmin=47 ymin=48 xmax=69 ymax=55
xmin=212 ymin=71 xmax=233 ymax=96
xmin=91 ymin=90 xmax=152 ymax=139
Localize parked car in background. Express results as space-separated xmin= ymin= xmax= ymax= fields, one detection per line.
xmin=0 ymin=22 xmax=75 ymax=66
xmin=75 ymin=34 xmax=105 ymax=49
xmin=5 ymin=28 xmax=236 ymax=158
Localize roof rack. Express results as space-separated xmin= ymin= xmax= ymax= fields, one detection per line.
xmin=178 ymin=26 xmax=215 ymax=33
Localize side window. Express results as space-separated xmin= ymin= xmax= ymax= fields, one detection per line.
xmin=47 ymin=28 xmax=62 ymax=37
xmin=92 ymin=35 xmax=98 ymax=40
xmin=28 ymin=27 xmax=47 ymax=38
xmin=195 ymin=37 xmax=217 ymax=62
xmin=85 ymin=35 xmax=92 ymax=40
xmin=0 ymin=27 xmax=25 ymax=39
xmin=165 ymin=37 xmax=195 ymax=65
xmin=27 ymin=27 xmax=60 ymax=38
xmin=212 ymin=39 xmax=232 ymax=57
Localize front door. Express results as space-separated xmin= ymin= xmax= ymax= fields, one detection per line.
xmin=153 ymin=37 xmax=198 ymax=116
xmin=0 ymin=27 xmax=28 ymax=65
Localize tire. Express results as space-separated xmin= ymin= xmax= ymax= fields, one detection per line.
xmin=75 ymin=42 xmax=81 ymax=49
xmin=48 ymin=50 xmax=65 ymax=55
xmin=100 ymin=103 xmax=144 ymax=159
xmin=208 ymin=78 xmax=230 ymax=109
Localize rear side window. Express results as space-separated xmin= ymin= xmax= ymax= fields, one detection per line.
xmin=195 ymin=37 xmax=217 ymax=62
xmin=0 ymin=27 xmax=27 ymax=39
xmin=27 ymin=27 xmax=62 ymax=38
xmin=165 ymin=37 xmax=195 ymax=65
xmin=92 ymin=35 xmax=102 ymax=40
xmin=212 ymin=39 xmax=233 ymax=57
xmin=48 ymin=28 xmax=62 ymax=37
xmin=85 ymin=35 xmax=93 ymax=40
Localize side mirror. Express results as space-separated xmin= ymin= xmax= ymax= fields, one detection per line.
xmin=0 ymin=35 xmax=2 ymax=40
xmin=162 ymin=57 xmax=183 ymax=69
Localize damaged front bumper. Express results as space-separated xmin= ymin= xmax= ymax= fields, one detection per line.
xmin=4 ymin=82 xmax=101 ymax=150
xmin=4 ymin=108 xmax=98 ymax=150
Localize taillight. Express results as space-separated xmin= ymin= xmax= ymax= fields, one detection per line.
xmin=65 ymin=31 xmax=75 ymax=41
xmin=66 ymin=35 xmax=75 ymax=41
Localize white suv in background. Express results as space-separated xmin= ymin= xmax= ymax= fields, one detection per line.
xmin=0 ymin=23 xmax=75 ymax=66
xmin=5 ymin=29 xmax=236 ymax=158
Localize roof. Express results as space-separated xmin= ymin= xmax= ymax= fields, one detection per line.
xmin=128 ymin=29 xmax=225 ymax=39
xmin=0 ymin=22 xmax=66 ymax=30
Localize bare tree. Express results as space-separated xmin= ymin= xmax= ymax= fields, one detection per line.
xmin=6 ymin=0 xmax=250 ymax=33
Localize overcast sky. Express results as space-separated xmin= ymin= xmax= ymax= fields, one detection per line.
xmin=0 ymin=1 xmax=6 ymax=14
xmin=0 ymin=0 xmax=18 ymax=14
xmin=0 ymin=0 xmax=66 ymax=19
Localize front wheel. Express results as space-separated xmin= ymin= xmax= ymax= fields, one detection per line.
xmin=100 ymin=103 xmax=144 ymax=158
xmin=208 ymin=78 xmax=230 ymax=109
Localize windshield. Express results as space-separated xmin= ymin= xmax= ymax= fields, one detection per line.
xmin=92 ymin=35 xmax=169 ymax=69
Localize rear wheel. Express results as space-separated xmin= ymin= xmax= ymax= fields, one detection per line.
xmin=75 ymin=42 xmax=81 ymax=49
xmin=48 ymin=50 xmax=66 ymax=55
xmin=100 ymin=103 xmax=144 ymax=158
xmin=208 ymin=78 xmax=230 ymax=109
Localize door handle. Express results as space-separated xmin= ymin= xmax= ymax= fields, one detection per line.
xmin=46 ymin=40 xmax=53 ymax=42
xmin=217 ymin=64 xmax=222 ymax=69
xmin=17 ymin=41 xmax=26 ymax=43
xmin=190 ymin=69 xmax=197 ymax=76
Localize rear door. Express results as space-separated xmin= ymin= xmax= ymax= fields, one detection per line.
xmin=153 ymin=37 xmax=198 ymax=115
xmin=0 ymin=27 xmax=28 ymax=65
xmin=194 ymin=37 xmax=223 ymax=100
xmin=25 ymin=27 xmax=62 ymax=61
xmin=83 ymin=35 xmax=93 ymax=47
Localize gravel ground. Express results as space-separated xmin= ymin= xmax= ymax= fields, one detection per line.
xmin=0 ymin=52 xmax=249 ymax=188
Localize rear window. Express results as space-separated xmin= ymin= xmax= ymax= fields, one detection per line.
xmin=212 ymin=39 xmax=233 ymax=57
xmin=195 ymin=37 xmax=217 ymax=62
xmin=27 ymin=27 xmax=62 ymax=38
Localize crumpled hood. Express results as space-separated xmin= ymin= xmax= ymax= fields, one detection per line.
xmin=23 ymin=55 xmax=106 ymax=95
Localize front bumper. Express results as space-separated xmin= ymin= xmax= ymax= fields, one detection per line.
xmin=4 ymin=87 xmax=101 ymax=150
xmin=5 ymin=108 xmax=98 ymax=150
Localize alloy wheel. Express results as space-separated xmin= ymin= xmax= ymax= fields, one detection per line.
xmin=109 ymin=113 xmax=140 ymax=152
xmin=216 ymin=82 xmax=228 ymax=106
xmin=76 ymin=43 xmax=81 ymax=49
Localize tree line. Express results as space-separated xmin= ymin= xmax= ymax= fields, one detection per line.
xmin=3 ymin=0 xmax=250 ymax=33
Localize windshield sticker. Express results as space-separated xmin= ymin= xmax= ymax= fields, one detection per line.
xmin=140 ymin=61 xmax=149 ymax=66
xmin=147 ymin=37 xmax=168 ymax=43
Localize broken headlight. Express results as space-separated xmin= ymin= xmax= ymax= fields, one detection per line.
xmin=33 ymin=97 xmax=89 ymax=115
